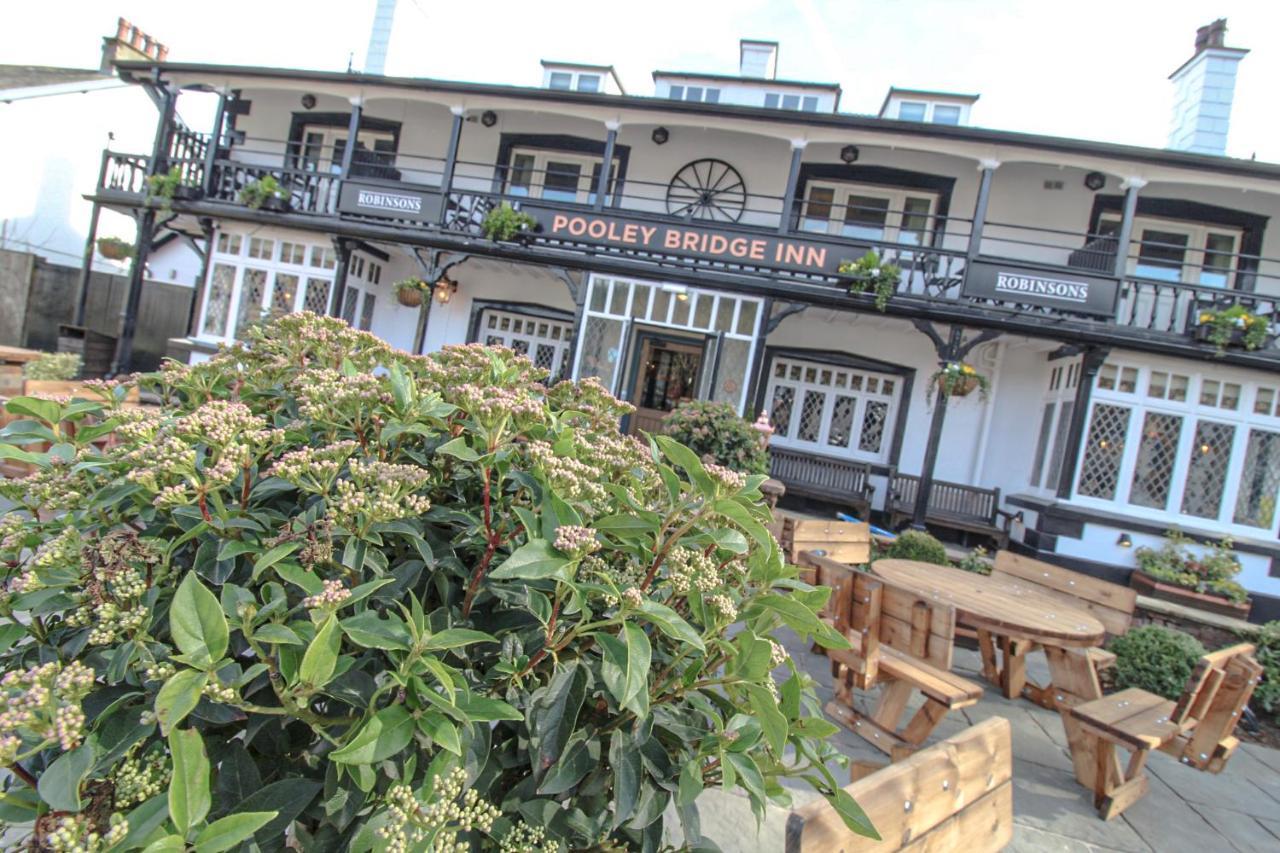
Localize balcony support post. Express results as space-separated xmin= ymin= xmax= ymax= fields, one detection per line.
xmin=966 ymin=159 xmax=1000 ymax=260
xmin=1112 ymin=178 xmax=1146 ymax=278
xmin=201 ymin=90 xmax=230 ymax=197
xmin=910 ymin=320 xmax=1000 ymax=530
xmin=329 ymin=238 xmax=353 ymax=319
xmin=338 ymin=97 xmax=364 ymax=184
xmin=436 ymin=107 xmax=465 ymax=224
xmin=594 ymin=121 xmax=619 ymax=211
xmin=73 ymin=150 xmax=111 ymax=327
xmin=1056 ymin=345 xmax=1110 ymax=499
xmin=111 ymin=83 xmax=176 ymax=376
xmin=777 ymin=140 xmax=806 ymax=234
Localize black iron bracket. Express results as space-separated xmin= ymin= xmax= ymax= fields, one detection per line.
xmin=766 ymin=301 xmax=808 ymax=334
xmin=912 ymin=319 xmax=1000 ymax=362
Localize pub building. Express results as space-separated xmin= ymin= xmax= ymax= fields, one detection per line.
xmin=88 ymin=23 xmax=1280 ymax=619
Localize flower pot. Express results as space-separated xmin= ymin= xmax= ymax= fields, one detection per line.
xmin=396 ymin=287 xmax=424 ymax=308
xmin=96 ymin=238 xmax=133 ymax=261
xmin=1191 ymin=321 xmax=1274 ymax=351
xmin=172 ymin=185 xmax=203 ymax=202
xmin=262 ymin=195 xmax=292 ymax=213
xmin=947 ymin=376 xmax=980 ymax=397
xmin=1130 ymin=569 xmax=1252 ymax=620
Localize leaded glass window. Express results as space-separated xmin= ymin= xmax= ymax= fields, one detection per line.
xmin=202 ymin=263 xmax=235 ymax=336
xmin=763 ymin=356 xmax=902 ymax=463
xmin=1077 ymin=404 xmax=1130 ymax=500
xmin=1128 ymin=412 xmax=1183 ymax=509
xmin=1181 ymin=421 xmax=1235 ymax=519
xmin=1234 ymin=429 xmax=1280 ymax=528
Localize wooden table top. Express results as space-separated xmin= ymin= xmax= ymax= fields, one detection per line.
xmin=0 ymin=345 xmax=43 ymax=365
xmin=871 ymin=559 xmax=1106 ymax=647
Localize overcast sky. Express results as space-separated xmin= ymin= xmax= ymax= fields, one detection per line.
xmin=9 ymin=0 xmax=1280 ymax=163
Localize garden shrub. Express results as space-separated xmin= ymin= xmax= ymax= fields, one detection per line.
xmin=22 ymin=352 xmax=82 ymax=381
xmin=1108 ymin=625 xmax=1206 ymax=700
xmin=1252 ymin=621 xmax=1280 ymax=717
xmin=953 ymin=546 xmax=991 ymax=576
xmin=0 ymin=312 xmax=871 ymax=850
xmin=662 ymin=400 xmax=770 ymax=476
xmin=1135 ymin=531 xmax=1249 ymax=604
xmin=884 ymin=530 xmax=949 ymax=566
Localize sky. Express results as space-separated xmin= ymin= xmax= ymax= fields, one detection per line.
xmin=6 ymin=0 xmax=1280 ymax=163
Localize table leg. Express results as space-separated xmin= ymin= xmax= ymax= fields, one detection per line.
xmin=999 ymin=636 xmax=1028 ymax=700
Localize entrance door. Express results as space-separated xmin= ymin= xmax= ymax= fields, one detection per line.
xmin=626 ymin=334 xmax=704 ymax=435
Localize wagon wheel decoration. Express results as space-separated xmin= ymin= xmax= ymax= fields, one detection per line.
xmin=666 ymin=158 xmax=747 ymax=222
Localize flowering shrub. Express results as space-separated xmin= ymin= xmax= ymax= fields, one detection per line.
xmin=663 ymin=400 xmax=770 ymax=477
xmin=838 ymin=251 xmax=900 ymax=311
xmin=927 ymin=362 xmax=989 ymax=400
xmin=0 ymin=313 xmax=871 ymax=849
xmin=1251 ymin=621 xmax=1280 ymax=717
xmin=1197 ymin=304 xmax=1270 ymax=352
xmin=1135 ymin=531 xmax=1249 ymax=605
xmin=23 ymin=352 xmax=82 ymax=381
xmin=884 ymin=530 xmax=949 ymax=565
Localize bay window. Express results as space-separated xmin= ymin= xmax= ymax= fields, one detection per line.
xmin=800 ymin=182 xmax=937 ymax=246
xmin=765 ymin=357 xmax=902 ymax=464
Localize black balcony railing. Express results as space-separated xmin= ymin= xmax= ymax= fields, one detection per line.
xmin=94 ymin=143 xmax=1280 ymax=356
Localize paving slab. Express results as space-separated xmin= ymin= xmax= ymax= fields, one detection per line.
xmin=1008 ymin=758 xmax=1149 ymax=851
xmin=1006 ymin=823 xmax=1141 ymax=853
xmin=1120 ymin=768 xmax=1240 ymax=853
xmin=963 ymin=701 xmax=1074 ymax=772
xmin=1240 ymin=741 xmax=1280 ymax=775
xmin=1144 ymin=746 xmax=1280 ymax=816
xmin=1191 ymin=803 xmax=1280 ymax=852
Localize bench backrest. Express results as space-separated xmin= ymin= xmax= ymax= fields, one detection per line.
xmin=1171 ymin=642 xmax=1261 ymax=768
xmin=785 ymin=518 xmax=871 ymax=566
xmin=890 ymin=473 xmax=999 ymax=525
xmin=785 ymin=717 xmax=1013 ymax=852
xmin=801 ymin=551 xmax=957 ymax=673
xmin=991 ymin=551 xmax=1136 ymax=636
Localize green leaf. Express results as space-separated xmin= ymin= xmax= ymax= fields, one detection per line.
xmin=141 ymin=836 xmax=187 ymax=853
xmin=436 ymin=436 xmax=479 ymax=461
xmin=155 ymin=669 xmax=209 ymax=735
xmin=5 ymin=396 xmax=62 ymax=426
xmin=251 ymin=541 xmax=300 ymax=581
xmin=421 ymin=628 xmax=498 ymax=652
xmin=489 ymin=539 xmax=570 ymax=581
xmin=529 ymin=662 xmax=587 ymax=777
xmin=752 ymin=594 xmax=850 ymax=649
xmin=273 ymin=562 xmax=323 ymax=596
xmin=331 ymin=705 xmax=415 ymax=764
xmin=634 ymin=600 xmax=705 ymax=652
xmin=831 ymin=787 xmax=880 ymax=839
xmin=744 ymin=683 xmax=787 ymax=754
xmin=298 ymin=615 xmax=341 ymax=689
xmin=713 ymin=499 xmax=772 ymax=549
xmin=194 ymin=811 xmax=278 ymax=853
xmin=114 ymin=794 xmax=171 ymax=851
xmin=227 ymin=780 xmax=322 ymax=846
xmin=0 ymin=444 xmax=42 ymax=465
xmin=169 ymin=728 xmax=211 ymax=835
xmin=0 ymin=622 xmax=27 ymax=655
xmin=733 ymin=632 xmax=773 ymax=681
xmin=37 ymin=742 xmax=94 ymax=812
xmin=537 ymin=734 xmax=594 ymax=795
xmin=419 ymin=712 xmax=461 ymax=755
xmin=677 ymin=759 xmax=704 ymax=807
xmin=252 ymin=623 xmax=303 ymax=645
xmin=609 ymin=731 xmax=640 ymax=828
xmin=599 ymin=624 xmax=651 ymax=717
xmin=170 ymin=571 xmax=229 ymax=668
xmin=653 ymin=434 xmax=712 ymax=494
xmin=341 ymin=611 xmax=410 ymax=651
xmin=454 ymin=693 xmax=523 ymax=722
xmin=709 ymin=527 xmax=749 ymax=554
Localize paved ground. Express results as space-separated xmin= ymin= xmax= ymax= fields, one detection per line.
xmin=695 ymin=632 xmax=1280 ymax=852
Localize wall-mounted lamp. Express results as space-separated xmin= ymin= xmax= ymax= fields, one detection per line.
xmin=480 ymin=110 xmax=498 ymax=128
xmin=840 ymin=144 xmax=860 ymax=164
xmin=300 ymin=93 xmax=317 ymax=110
xmin=434 ymin=276 xmax=458 ymax=305
xmin=651 ymin=126 xmax=669 ymax=145
xmin=1117 ymin=533 xmax=1133 ymax=548
xmin=1084 ymin=171 xmax=1106 ymax=191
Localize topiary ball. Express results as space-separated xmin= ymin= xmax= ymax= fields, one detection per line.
xmin=885 ymin=529 xmax=949 ymax=565
xmin=1108 ymin=625 xmax=1206 ymax=700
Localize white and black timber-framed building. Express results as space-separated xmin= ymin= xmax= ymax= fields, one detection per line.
xmin=85 ymin=24 xmax=1280 ymax=619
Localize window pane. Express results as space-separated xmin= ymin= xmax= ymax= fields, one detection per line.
xmin=1234 ymin=429 xmax=1280 ymax=528
xmin=1182 ymin=421 xmax=1235 ymax=519
xmin=801 ymin=96 xmax=818 ymax=111
xmin=859 ymin=400 xmax=889 ymax=453
xmin=235 ymin=268 xmax=267 ymax=340
xmin=933 ymin=105 xmax=961 ymax=124
xmin=1136 ymin=229 xmax=1188 ymax=281
xmin=1201 ymin=233 xmax=1235 ymax=288
xmin=1128 ymin=412 xmax=1182 ymax=509
xmin=842 ymin=196 xmax=890 ymax=240
xmin=828 ymin=395 xmax=855 ymax=448
xmin=797 ymin=390 xmax=825 ymax=442
xmin=1046 ymin=401 xmax=1074 ymax=489
xmin=781 ymin=94 xmax=800 ymax=110
xmin=705 ymin=88 xmax=720 ymax=103
xmin=543 ymin=160 xmax=583 ymax=201
xmin=669 ymin=85 xmax=684 ymax=100
xmin=1029 ymin=403 xmax=1056 ymax=488
xmin=341 ymin=287 xmax=360 ymax=325
xmin=303 ymin=277 xmax=331 ymax=314
xmin=770 ymin=385 xmax=795 ymax=435
xmin=577 ymin=74 xmax=600 ymax=92
xmin=1078 ymin=404 xmax=1130 ymax=500
xmin=901 ymin=197 xmax=933 ymax=244
xmin=687 ymin=86 xmax=703 ymax=102
xmin=576 ymin=315 xmax=624 ymax=385
xmin=898 ymin=102 xmax=926 ymax=121
xmin=736 ymin=300 xmax=757 ymax=336
xmin=1256 ymin=387 xmax=1276 ymax=416
xmin=509 ymin=153 xmax=535 ymax=195
xmin=270 ymin=273 xmax=299 ymax=317
xmin=202 ymin=263 xmax=235 ymax=336
xmin=764 ymin=93 xmax=779 ymax=109
xmin=358 ymin=292 xmax=376 ymax=331
xmin=802 ymin=187 xmax=835 ymax=232
xmin=548 ymin=72 xmax=572 ymax=90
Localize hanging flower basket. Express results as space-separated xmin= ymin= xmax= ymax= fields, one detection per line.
xmin=96 ymin=236 xmax=133 ymax=261
xmin=837 ymin=250 xmax=900 ymax=311
xmin=1191 ymin=305 xmax=1272 ymax=353
xmin=393 ymin=278 xmax=430 ymax=307
xmin=928 ymin=362 xmax=989 ymax=400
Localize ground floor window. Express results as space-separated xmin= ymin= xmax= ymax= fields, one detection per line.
xmin=479 ymin=309 xmax=574 ymax=379
xmin=1073 ymin=359 xmax=1280 ymax=536
xmin=1028 ymin=359 xmax=1082 ymax=493
xmin=765 ymin=356 xmax=902 ymax=464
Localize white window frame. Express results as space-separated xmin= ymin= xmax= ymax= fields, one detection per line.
xmin=800 ymin=181 xmax=939 ymax=246
xmin=296 ymin=125 xmax=396 ymax=174
xmin=1071 ymin=359 xmax=1280 ymax=538
xmin=895 ymin=100 xmax=967 ymax=123
xmin=764 ymin=356 xmax=902 ymax=464
xmin=667 ymin=84 xmax=721 ymax=103
xmin=1027 ymin=359 xmax=1082 ymax=494
xmin=479 ymin=309 xmax=575 ymax=379
xmin=544 ymin=69 xmax=605 ymax=92
xmin=1101 ymin=213 xmax=1243 ymax=288
xmin=505 ymin=148 xmax=619 ymax=205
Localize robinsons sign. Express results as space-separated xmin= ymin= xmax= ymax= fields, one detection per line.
xmin=963 ymin=261 xmax=1119 ymax=317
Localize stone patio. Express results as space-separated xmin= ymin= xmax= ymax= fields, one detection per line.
xmin=695 ymin=631 xmax=1280 ymax=852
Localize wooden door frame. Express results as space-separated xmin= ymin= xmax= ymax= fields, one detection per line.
xmin=620 ymin=326 xmax=711 ymax=433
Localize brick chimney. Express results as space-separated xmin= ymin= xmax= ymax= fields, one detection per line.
xmin=101 ymin=17 xmax=169 ymax=72
xmin=1167 ymin=18 xmax=1248 ymax=156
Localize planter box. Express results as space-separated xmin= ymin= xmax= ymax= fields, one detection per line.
xmin=262 ymin=195 xmax=292 ymax=213
xmin=1130 ymin=569 xmax=1251 ymax=620
xmin=1191 ymin=322 xmax=1274 ymax=351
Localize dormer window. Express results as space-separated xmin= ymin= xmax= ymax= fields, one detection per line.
xmin=897 ymin=101 xmax=927 ymax=121
xmin=932 ymin=105 xmax=961 ymax=125
xmin=669 ymin=85 xmax=720 ymax=103
xmin=765 ymin=92 xmax=819 ymax=111
xmin=541 ymin=65 xmax=620 ymax=93
xmin=548 ymin=71 xmax=572 ymax=90
xmin=880 ymin=89 xmax=978 ymax=125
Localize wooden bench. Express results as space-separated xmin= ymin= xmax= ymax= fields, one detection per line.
xmin=979 ymin=551 xmax=1137 ymax=706
xmin=785 ymin=717 xmax=1013 ymax=852
xmin=770 ymin=446 xmax=876 ymax=520
xmin=1070 ymin=643 xmax=1260 ymax=820
xmin=801 ymin=551 xmax=983 ymax=761
xmin=887 ymin=473 xmax=1013 ymax=548
xmin=784 ymin=518 xmax=871 ymax=581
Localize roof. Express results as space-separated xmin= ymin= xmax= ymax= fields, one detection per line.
xmin=879 ymin=87 xmax=980 ymax=117
xmin=0 ymin=65 xmax=106 ymax=90
xmin=651 ymin=69 xmax=841 ymax=92
xmin=112 ymin=60 xmax=1280 ymax=183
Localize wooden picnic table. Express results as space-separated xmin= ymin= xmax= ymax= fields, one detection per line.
xmin=871 ymin=559 xmax=1112 ymax=788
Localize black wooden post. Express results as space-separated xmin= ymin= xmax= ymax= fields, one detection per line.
xmin=965 ymin=159 xmax=999 ymax=260
xmin=436 ymin=108 xmax=464 ymax=224
xmin=329 ymin=239 xmax=353 ymax=320
xmin=201 ymin=91 xmax=229 ymax=197
xmin=111 ymin=84 xmax=176 ymax=376
xmin=73 ymin=149 xmax=110 ymax=326
xmin=777 ymin=142 xmax=805 ymax=234
xmin=339 ymin=98 xmax=363 ymax=184
xmin=594 ymin=122 xmax=618 ymax=211
xmin=185 ymin=218 xmax=214 ymax=337
xmin=1111 ymin=178 xmax=1146 ymax=278
xmin=1056 ymin=346 xmax=1110 ymax=499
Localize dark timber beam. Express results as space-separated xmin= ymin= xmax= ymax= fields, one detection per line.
xmin=329 ymin=238 xmax=354 ymax=319
xmin=594 ymin=122 xmax=618 ymax=211
xmin=73 ymin=149 xmax=111 ymax=327
xmin=910 ymin=319 xmax=1001 ymax=529
xmin=201 ymin=90 xmax=230 ymax=197
xmin=777 ymin=141 xmax=805 ymax=234
xmin=338 ymin=97 xmax=363 ymax=186
xmin=409 ymin=248 xmax=471 ymax=354
xmin=1056 ymin=346 xmax=1110 ymax=499
xmin=436 ymin=108 xmax=465 ymax=224
xmin=966 ymin=159 xmax=999 ymax=260
xmin=1112 ymin=178 xmax=1146 ymax=278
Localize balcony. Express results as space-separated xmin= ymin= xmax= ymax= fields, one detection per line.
xmin=96 ymin=130 xmax=1280 ymax=363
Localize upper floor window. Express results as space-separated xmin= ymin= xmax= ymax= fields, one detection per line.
xmin=1100 ymin=214 xmax=1241 ymax=288
xmin=800 ymin=182 xmax=937 ymax=246
xmin=548 ymin=72 xmax=572 ymax=90
xmin=545 ymin=70 xmax=603 ymax=92
xmin=766 ymin=356 xmax=902 ymax=463
xmin=505 ymin=147 xmax=617 ymax=205
xmin=932 ymin=105 xmax=961 ymax=125
xmin=668 ymin=84 xmax=720 ymax=103
xmin=293 ymin=124 xmax=397 ymax=178
xmin=897 ymin=101 xmax=927 ymax=121
xmin=764 ymin=92 xmax=819 ymax=111
xmin=894 ymin=101 xmax=967 ymax=124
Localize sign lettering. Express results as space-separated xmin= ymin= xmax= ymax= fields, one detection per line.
xmin=963 ymin=261 xmax=1119 ymax=317
xmin=337 ymin=182 xmax=440 ymax=223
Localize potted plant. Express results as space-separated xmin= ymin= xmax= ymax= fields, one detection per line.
xmin=21 ymin=351 xmax=82 ymax=396
xmin=1132 ymin=531 xmax=1251 ymax=618
xmin=1192 ymin=305 xmax=1273 ymax=353
xmin=393 ymin=277 xmax=431 ymax=307
xmin=480 ymin=201 xmax=537 ymax=242
xmin=838 ymin=250 xmax=901 ymax=311
xmin=146 ymin=165 xmax=200 ymax=210
xmin=95 ymin=236 xmax=134 ymax=261
xmin=238 ymin=175 xmax=292 ymax=212
xmin=928 ymin=361 xmax=989 ymax=400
